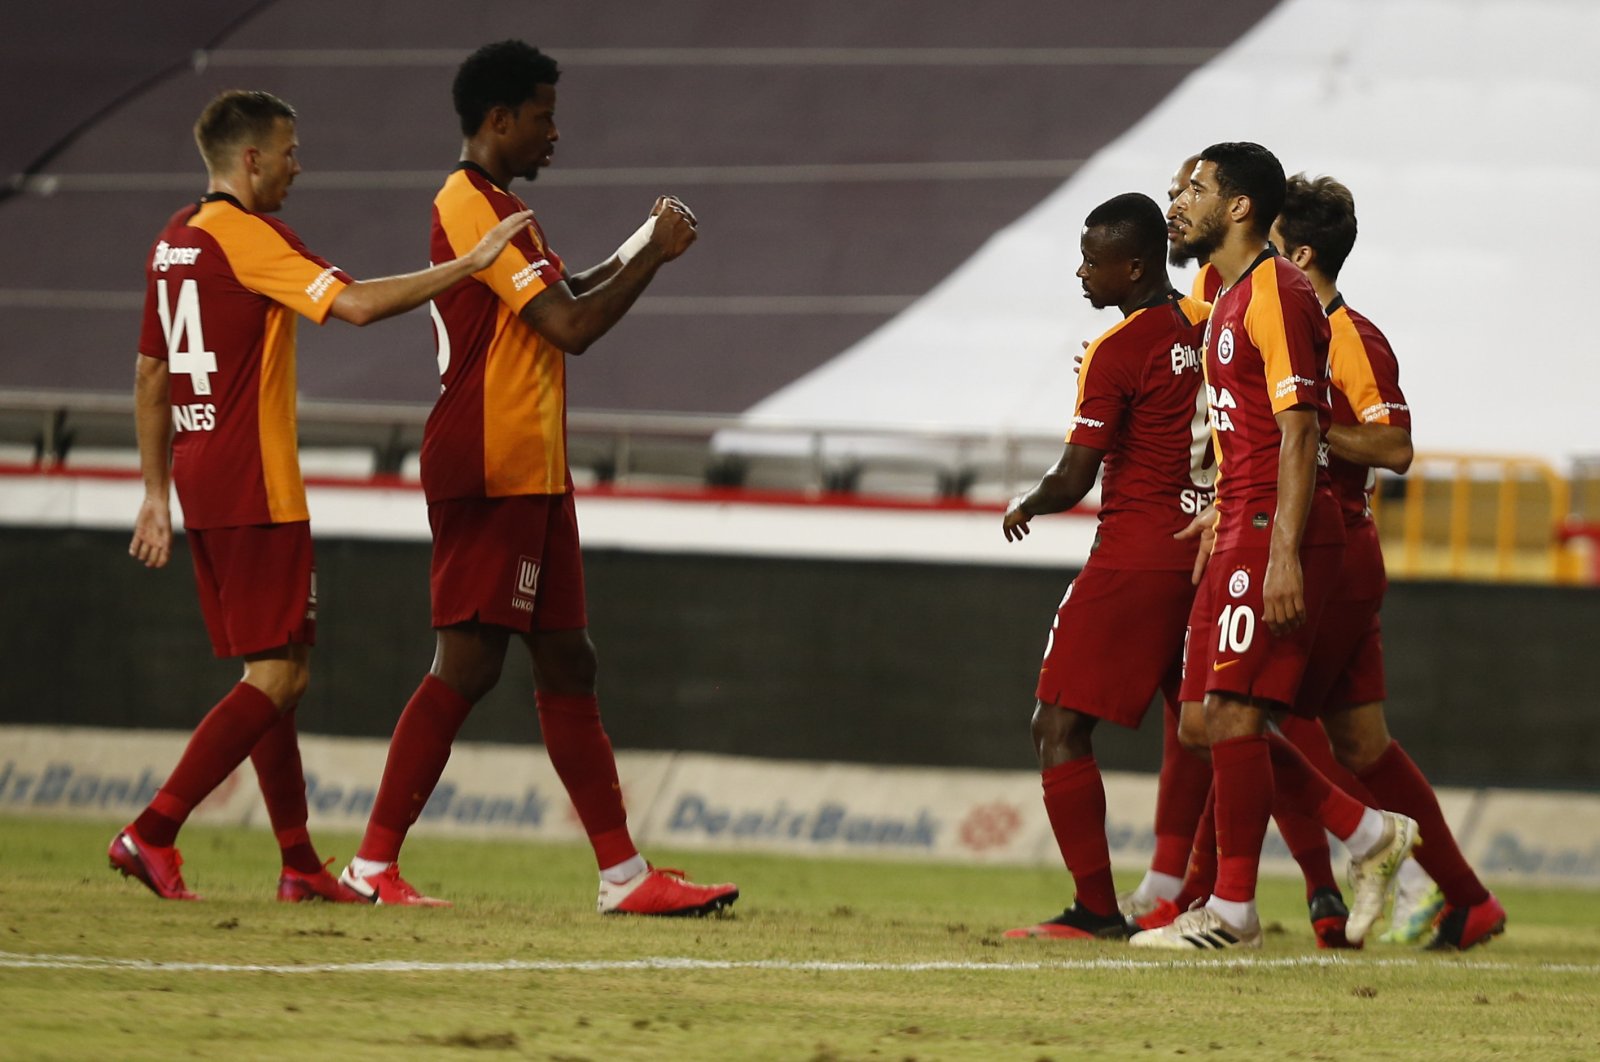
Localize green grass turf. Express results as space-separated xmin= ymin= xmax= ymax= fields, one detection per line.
xmin=3 ymin=815 xmax=1599 ymax=1061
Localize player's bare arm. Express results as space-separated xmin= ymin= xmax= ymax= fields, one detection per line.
xmin=1326 ymin=422 xmax=1413 ymax=474
xmin=1264 ymin=407 xmax=1320 ymax=634
xmin=129 ymin=354 xmax=174 ymax=570
xmin=326 ymin=209 xmax=534 ymax=326
xmin=1003 ymin=443 xmax=1104 ymax=542
xmin=1174 ymin=504 xmax=1218 ymax=585
xmin=568 ymin=196 xmax=696 ymax=295
xmin=520 ymin=198 xmax=698 ymax=355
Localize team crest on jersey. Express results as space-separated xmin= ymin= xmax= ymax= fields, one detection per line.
xmin=1217 ymin=327 xmax=1235 ymax=365
xmin=1228 ymin=568 xmax=1250 ymax=599
xmin=512 ymin=556 xmax=539 ymax=613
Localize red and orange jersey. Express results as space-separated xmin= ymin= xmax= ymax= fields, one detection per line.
xmin=1326 ymin=296 xmax=1410 ymax=524
xmin=137 ymin=194 xmax=351 ymax=529
xmin=1191 ymin=261 xmax=1223 ymax=302
xmin=1067 ymin=292 xmax=1213 ymax=570
xmin=1201 ymin=248 xmax=1341 ymax=552
xmin=421 ymin=164 xmax=568 ymax=502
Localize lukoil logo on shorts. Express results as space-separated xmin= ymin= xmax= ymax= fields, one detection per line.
xmin=512 ymin=556 xmax=539 ymax=613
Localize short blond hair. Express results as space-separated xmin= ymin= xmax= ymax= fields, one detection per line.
xmin=193 ymin=90 xmax=296 ymax=172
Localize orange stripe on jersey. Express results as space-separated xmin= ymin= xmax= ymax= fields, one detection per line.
xmin=1243 ymin=263 xmax=1300 ymax=415
xmin=482 ymin=316 xmax=562 ymax=496
xmin=434 ymin=170 xmax=567 ymax=496
xmin=1199 ymin=316 xmax=1227 ymax=508
xmin=435 ymin=171 xmax=553 ymax=316
xmin=187 ymin=200 xmax=330 ymax=525
xmin=1066 ymin=310 xmax=1140 ymax=443
xmin=1328 ymin=307 xmax=1389 ymax=424
xmin=190 ymin=203 xmax=347 ymax=322
xmin=257 ymin=306 xmax=307 ymax=523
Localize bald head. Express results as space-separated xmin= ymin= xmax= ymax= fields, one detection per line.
xmin=1168 ymin=154 xmax=1202 ymax=204
xmin=1167 ymin=153 xmax=1203 ymax=266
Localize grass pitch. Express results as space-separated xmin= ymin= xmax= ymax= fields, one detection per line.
xmin=3 ymin=816 xmax=1599 ymax=1061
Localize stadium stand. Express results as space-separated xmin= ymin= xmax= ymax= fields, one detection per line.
xmin=0 ymin=0 xmax=1278 ymax=413
xmin=744 ymin=0 xmax=1600 ymax=476
xmin=1 ymin=0 xmax=1594 ymax=566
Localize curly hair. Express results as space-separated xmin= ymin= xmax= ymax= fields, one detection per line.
xmin=453 ymin=40 xmax=561 ymax=136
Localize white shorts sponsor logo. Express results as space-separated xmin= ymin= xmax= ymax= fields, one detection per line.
xmin=1228 ymin=568 xmax=1250 ymax=598
xmin=304 ymin=267 xmax=339 ymax=303
xmin=511 ymin=260 xmax=551 ymax=291
xmin=152 ymin=241 xmax=202 ymax=271
xmin=512 ymin=555 xmax=539 ymax=612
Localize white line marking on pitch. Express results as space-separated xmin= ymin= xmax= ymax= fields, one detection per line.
xmin=0 ymin=951 xmax=1593 ymax=975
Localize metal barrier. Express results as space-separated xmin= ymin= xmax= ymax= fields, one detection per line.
xmin=1375 ymin=453 xmax=1588 ymax=584
xmin=5 ymin=389 xmax=1595 ymax=584
xmin=0 ymin=388 xmax=1055 ymax=499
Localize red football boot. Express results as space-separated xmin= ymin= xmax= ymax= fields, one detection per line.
xmin=1427 ymin=894 xmax=1506 ymax=951
xmin=278 ymin=860 xmax=362 ymax=903
xmin=108 ymin=826 xmax=200 ymax=901
xmin=597 ymin=866 xmax=738 ymax=917
xmin=337 ymin=863 xmax=452 ymax=907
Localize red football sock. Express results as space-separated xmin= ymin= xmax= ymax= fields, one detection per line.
xmin=1040 ymin=757 xmax=1118 ymax=917
xmin=358 ymin=675 xmax=473 ymax=863
xmin=135 ymin=682 xmax=282 ymax=847
xmin=1152 ymin=702 xmax=1212 ymax=879
xmin=248 ymin=706 xmax=323 ymax=874
xmin=1358 ymin=741 xmax=1490 ymax=909
xmin=1271 ymin=803 xmax=1338 ymax=899
xmin=536 ymin=692 xmax=637 ymax=869
xmin=1174 ymin=786 xmax=1217 ymax=911
xmin=1265 ymin=731 xmax=1366 ymax=840
xmin=1278 ymin=713 xmax=1377 ymax=805
xmin=1211 ymin=734 xmax=1274 ymax=904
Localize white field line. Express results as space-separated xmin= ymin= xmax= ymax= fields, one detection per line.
xmin=0 ymin=951 xmax=1594 ymax=975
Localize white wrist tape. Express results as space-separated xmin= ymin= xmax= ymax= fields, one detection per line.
xmin=616 ymin=216 xmax=658 ymax=264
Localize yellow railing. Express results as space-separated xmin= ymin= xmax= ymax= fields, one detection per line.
xmin=1373 ymin=453 xmax=1590 ymax=584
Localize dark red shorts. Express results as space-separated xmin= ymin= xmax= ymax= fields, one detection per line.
xmin=188 ymin=521 xmax=316 ymax=658
xmin=428 ymin=493 xmax=587 ymax=633
xmin=1296 ymin=522 xmax=1388 ymax=714
xmin=1179 ymin=542 xmax=1343 ymax=710
xmin=1035 ymin=565 xmax=1194 ymax=728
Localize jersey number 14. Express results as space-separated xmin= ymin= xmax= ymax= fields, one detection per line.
xmin=155 ymin=278 xmax=219 ymax=395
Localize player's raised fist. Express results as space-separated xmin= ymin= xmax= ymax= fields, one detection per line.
xmin=649 ymin=198 xmax=699 ymax=260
